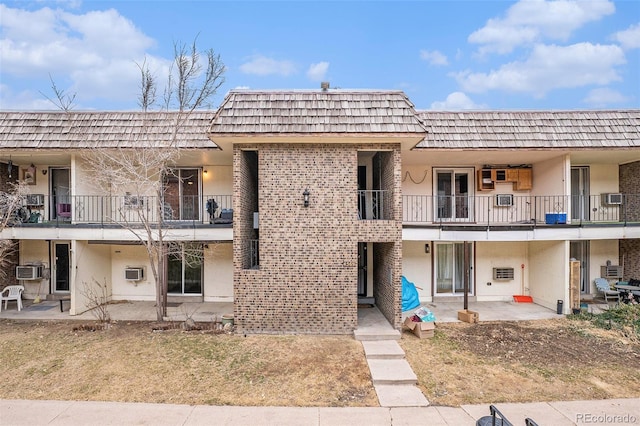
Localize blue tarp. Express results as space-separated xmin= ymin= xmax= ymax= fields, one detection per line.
xmin=401 ymin=276 xmax=420 ymax=312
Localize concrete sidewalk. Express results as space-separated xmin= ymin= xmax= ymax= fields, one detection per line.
xmin=1 ymin=398 xmax=639 ymax=425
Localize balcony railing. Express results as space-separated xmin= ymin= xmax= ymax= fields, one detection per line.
xmin=358 ymin=190 xmax=392 ymax=220
xmin=14 ymin=194 xmax=233 ymax=226
xmin=403 ymin=194 xmax=640 ymax=226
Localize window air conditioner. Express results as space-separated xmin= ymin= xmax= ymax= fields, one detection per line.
xmin=493 ymin=267 xmax=515 ymax=281
xmin=124 ymin=267 xmax=144 ymax=281
xmin=26 ymin=194 xmax=45 ymax=206
xmin=495 ymin=194 xmax=514 ymax=207
xmin=16 ymin=265 xmax=44 ymax=280
xmin=123 ymin=194 xmax=144 ymax=209
xmin=600 ymin=265 xmax=623 ymax=279
xmin=601 ymin=193 xmax=623 ymax=206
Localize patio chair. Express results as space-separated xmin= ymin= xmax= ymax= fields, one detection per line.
xmin=0 ymin=285 xmax=24 ymax=312
xmin=594 ymin=278 xmax=620 ymax=305
xmin=56 ymin=203 xmax=72 ymax=219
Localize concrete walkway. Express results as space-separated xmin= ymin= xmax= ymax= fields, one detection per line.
xmin=2 ymin=398 xmax=639 ymax=425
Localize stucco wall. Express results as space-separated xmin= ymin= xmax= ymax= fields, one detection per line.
xmin=402 ymin=241 xmax=432 ymax=301
xmin=203 ymin=242 xmax=233 ymax=302
xmin=529 ymin=240 xmax=568 ymax=312
xmin=72 ymin=241 xmax=112 ymax=315
xmin=475 ymin=242 xmax=528 ymax=301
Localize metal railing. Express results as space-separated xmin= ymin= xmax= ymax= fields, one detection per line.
xmin=15 ymin=194 xmax=233 ymax=226
xmin=403 ymin=194 xmax=640 ymax=226
xmin=358 ymin=190 xmax=392 ymax=220
xmin=248 ymin=239 xmax=259 ymax=269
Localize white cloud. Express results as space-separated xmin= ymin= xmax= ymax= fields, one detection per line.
xmin=430 ymin=92 xmax=487 ymax=110
xmin=0 ymin=5 xmax=160 ymax=107
xmin=239 ymin=55 xmax=297 ymax=76
xmin=419 ymin=50 xmax=448 ymax=66
xmin=469 ymin=0 xmax=615 ymax=55
xmin=306 ymin=62 xmax=329 ymax=81
xmin=583 ymin=87 xmax=632 ymax=107
xmin=454 ymin=43 xmax=625 ymax=97
xmin=612 ymin=23 xmax=640 ymax=50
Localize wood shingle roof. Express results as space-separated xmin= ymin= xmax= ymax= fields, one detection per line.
xmin=0 ymin=111 xmax=218 ymax=149
xmin=208 ymin=90 xmax=428 ymax=136
xmin=416 ymin=110 xmax=640 ymax=149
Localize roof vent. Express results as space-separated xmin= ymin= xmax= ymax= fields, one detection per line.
xmin=320 ymin=82 xmax=330 ymax=91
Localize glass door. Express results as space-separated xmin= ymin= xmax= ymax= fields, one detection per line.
xmin=163 ymin=168 xmax=201 ymax=221
xmin=435 ymin=169 xmax=473 ymax=221
xmin=50 ymin=168 xmax=71 ymax=221
xmin=571 ymin=167 xmax=590 ymax=221
xmin=167 ymin=245 xmax=203 ymax=295
xmin=435 ymin=242 xmax=473 ymax=295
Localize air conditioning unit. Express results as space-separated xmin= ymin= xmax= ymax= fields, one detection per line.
xmin=601 ymin=193 xmax=623 ymax=205
xmin=26 ymin=194 xmax=45 ymax=206
xmin=493 ymin=267 xmax=515 ymax=281
xmin=16 ymin=265 xmax=44 ymax=280
xmin=123 ymin=194 xmax=144 ymax=209
xmin=495 ymin=194 xmax=514 ymax=207
xmin=124 ymin=267 xmax=144 ymax=281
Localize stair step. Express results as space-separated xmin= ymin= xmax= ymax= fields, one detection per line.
xmin=375 ymin=384 xmax=429 ymax=407
xmin=367 ymin=359 xmax=417 ymax=385
xmin=354 ymin=329 xmax=401 ymax=341
xmin=362 ymin=340 xmax=405 ymax=359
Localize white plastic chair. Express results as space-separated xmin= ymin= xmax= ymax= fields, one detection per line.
xmin=0 ymin=285 xmax=24 ymax=312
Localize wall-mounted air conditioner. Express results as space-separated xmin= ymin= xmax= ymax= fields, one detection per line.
xmin=123 ymin=194 xmax=144 ymax=209
xmin=601 ymin=193 xmax=623 ymax=206
xmin=125 ymin=267 xmax=144 ymax=281
xmin=495 ymin=194 xmax=514 ymax=207
xmin=493 ymin=267 xmax=515 ymax=280
xmin=26 ymin=194 xmax=45 ymax=206
xmin=16 ymin=265 xmax=44 ymax=280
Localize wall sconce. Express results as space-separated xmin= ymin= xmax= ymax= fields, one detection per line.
xmin=425 ymin=243 xmax=430 ymax=254
xmin=42 ymin=169 xmax=47 ymax=175
xmin=303 ymin=188 xmax=310 ymax=207
xmin=203 ymin=169 xmax=208 ymax=175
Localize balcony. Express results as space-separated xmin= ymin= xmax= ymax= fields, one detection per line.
xmin=13 ymin=194 xmax=233 ymax=227
xmin=403 ymin=194 xmax=640 ymax=227
xmin=358 ymin=190 xmax=392 ymax=220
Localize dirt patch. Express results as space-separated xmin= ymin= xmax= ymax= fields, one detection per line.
xmin=400 ymin=319 xmax=640 ymax=406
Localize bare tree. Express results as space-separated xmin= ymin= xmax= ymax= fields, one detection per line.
xmin=49 ymin=38 xmax=225 ymax=321
xmin=0 ymin=182 xmax=30 ymax=283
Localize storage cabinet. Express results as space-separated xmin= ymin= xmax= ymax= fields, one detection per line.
xmin=477 ymin=167 xmax=532 ymax=191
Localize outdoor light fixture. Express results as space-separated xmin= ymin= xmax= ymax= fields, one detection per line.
xmin=425 ymin=243 xmax=430 ymax=254
xmin=303 ymin=188 xmax=310 ymax=207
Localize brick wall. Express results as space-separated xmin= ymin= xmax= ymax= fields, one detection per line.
xmin=0 ymin=161 xmax=19 ymax=286
xmin=619 ymin=161 xmax=640 ymax=279
xmin=233 ymin=143 xmax=402 ymax=334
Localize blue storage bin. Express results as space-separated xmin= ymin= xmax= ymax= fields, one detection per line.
xmin=545 ymin=213 xmax=567 ymax=224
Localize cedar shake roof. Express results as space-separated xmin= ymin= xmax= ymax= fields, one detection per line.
xmin=416 ymin=110 xmax=640 ymax=149
xmin=0 ymin=111 xmax=218 ymax=149
xmin=208 ymin=90 xmax=428 ymax=136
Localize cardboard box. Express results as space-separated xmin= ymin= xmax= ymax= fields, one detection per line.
xmin=457 ymin=309 xmax=479 ymax=323
xmin=403 ymin=317 xmax=435 ymax=338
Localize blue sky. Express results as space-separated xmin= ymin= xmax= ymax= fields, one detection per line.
xmin=1 ymin=0 xmax=639 ymax=111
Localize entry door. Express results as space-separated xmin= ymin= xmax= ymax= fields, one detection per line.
xmin=435 ymin=169 xmax=473 ymax=221
xmin=570 ymin=241 xmax=590 ymax=294
xmin=357 ymin=243 xmax=367 ymax=296
xmin=571 ymin=167 xmax=590 ymax=221
xmin=435 ymin=242 xmax=473 ymax=295
xmin=54 ymin=242 xmax=70 ymax=293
